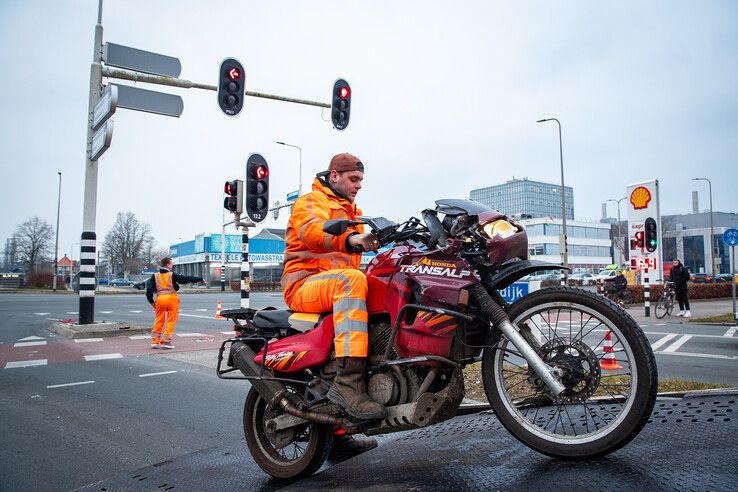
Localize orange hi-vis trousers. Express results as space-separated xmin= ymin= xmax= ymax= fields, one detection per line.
xmin=285 ymin=269 xmax=369 ymax=357
xmin=152 ymin=293 xmax=179 ymax=343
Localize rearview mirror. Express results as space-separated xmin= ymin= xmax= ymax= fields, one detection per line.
xmin=323 ymin=219 xmax=365 ymax=236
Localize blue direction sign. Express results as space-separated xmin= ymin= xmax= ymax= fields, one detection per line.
xmin=498 ymin=282 xmax=529 ymax=303
xmin=286 ymin=190 xmax=299 ymax=203
xmin=724 ymin=228 xmax=738 ymax=247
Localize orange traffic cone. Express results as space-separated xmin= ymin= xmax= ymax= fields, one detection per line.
xmin=214 ymin=300 xmax=224 ymax=319
xmin=600 ymin=329 xmax=623 ymax=370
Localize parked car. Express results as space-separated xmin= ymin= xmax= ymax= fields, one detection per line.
xmin=109 ymin=278 xmax=134 ymax=287
xmin=569 ymin=273 xmax=596 ymax=286
xmin=714 ymin=273 xmax=734 ymax=283
xmin=690 ymin=273 xmax=712 ymax=283
xmin=134 ymin=279 xmax=149 ymax=290
xmin=595 ymin=269 xmax=618 ymax=282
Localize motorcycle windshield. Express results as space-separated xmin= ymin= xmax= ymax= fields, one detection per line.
xmin=434 ymin=199 xmax=492 ymax=215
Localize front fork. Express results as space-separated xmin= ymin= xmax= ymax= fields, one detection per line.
xmin=495 ymin=319 xmax=566 ymax=395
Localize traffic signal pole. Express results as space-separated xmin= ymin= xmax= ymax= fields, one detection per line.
xmin=79 ymin=1 xmax=104 ymax=324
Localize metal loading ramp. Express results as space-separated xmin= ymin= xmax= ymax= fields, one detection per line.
xmin=77 ymin=393 xmax=737 ymax=492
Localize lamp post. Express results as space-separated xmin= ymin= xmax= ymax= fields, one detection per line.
xmin=538 ymin=118 xmax=568 ymax=284
xmin=53 ymin=171 xmax=62 ymax=291
xmin=607 ymin=197 xmax=627 ymax=267
xmin=692 ymin=177 xmax=716 ymax=275
xmin=276 ymin=141 xmax=303 ymax=196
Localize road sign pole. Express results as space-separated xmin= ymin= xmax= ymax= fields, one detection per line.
xmin=79 ymin=7 xmax=104 ymax=325
xmin=730 ymin=246 xmax=738 ymax=325
xmin=241 ymin=227 xmax=249 ymax=309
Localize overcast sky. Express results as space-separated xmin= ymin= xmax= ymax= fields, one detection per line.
xmin=1 ymin=1 xmax=736 ymax=260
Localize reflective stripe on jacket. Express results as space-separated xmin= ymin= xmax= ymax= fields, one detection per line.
xmin=281 ymin=178 xmax=363 ymax=303
xmin=154 ymin=272 xmax=176 ymax=295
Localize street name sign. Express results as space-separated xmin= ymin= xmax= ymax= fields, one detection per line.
xmin=90 ymin=120 xmax=114 ymax=161
xmin=113 ymin=84 xmax=184 ymax=118
xmin=287 ymin=190 xmax=299 ymax=202
xmin=92 ymin=85 xmax=118 ymax=130
xmin=103 ymin=42 xmax=182 ymax=78
xmin=498 ymin=282 xmax=529 ymax=303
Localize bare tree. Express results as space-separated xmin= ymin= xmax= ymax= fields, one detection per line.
xmin=101 ymin=212 xmax=153 ymax=277
xmin=141 ymin=237 xmax=170 ymax=271
xmin=13 ymin=216 xmax=54 ymax=273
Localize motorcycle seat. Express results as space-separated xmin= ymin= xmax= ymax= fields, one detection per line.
xmin=252 ymin=309 xmax=323 ymax=333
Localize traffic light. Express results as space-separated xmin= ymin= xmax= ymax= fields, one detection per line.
xmin=218 ymin=58 xmax=245 ymax=116
xmin=644 ymin=217 xmax=658 ymax=252
xmin=331 ymin=78 xmax=351 ymax=130
xmin=634 ymin=231 xmax=645 ymax=250
xmin=223 ymin=179 xmax=243 ymax=214
xmin=246 ymin=153 xmax=269 ymax=223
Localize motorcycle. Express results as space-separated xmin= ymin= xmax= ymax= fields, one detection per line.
xmin=216 ymin=199 xmax=657 ymax=479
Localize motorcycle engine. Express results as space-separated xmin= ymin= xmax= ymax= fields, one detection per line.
xmin=368 ymin=372 xmax=401 ymax=406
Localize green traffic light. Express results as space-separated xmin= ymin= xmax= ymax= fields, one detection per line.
xmin=650 ymin=240 xmax=656 ymax=246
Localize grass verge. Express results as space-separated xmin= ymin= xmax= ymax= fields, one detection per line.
xmin=690 ymin=313 xmax=736 ymax=323
xmin=463 ymin=362 xmax=733 ymax=403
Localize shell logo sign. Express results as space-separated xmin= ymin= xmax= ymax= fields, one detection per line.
xmin=630 ymin=186 xmax=651 ymax=210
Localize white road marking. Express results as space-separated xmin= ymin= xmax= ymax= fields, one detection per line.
xmin=645 ymin=330 xmax=733 ymax=340
xmin=14 ymin=341 xmax=46 ymax=347
xmin=657 ymin=351 xmax=738 ymax=361
xmin=66 ymin=311 xmax=78 ymax=314
xmin=45 ymin=318 xmax=60 ymax=321
xmin=5 ymin=359 xmax=47 ymax=369
xmin=139 ymin=370 xmax=178 ymax=378
xmin=221 ymin=331 xmax=235 ymax=335
xmin=47 ymin=380 xmax=95 ymax=389
xmin=178 ymin=313 xmax=213 ymax=319
xmin=177 ymin=332 xmax=204 ymax=337
xmin=34 ymin=313 xmax=50 ymax=316
xmin=18 ymin=336 xmax=45 ymax=342
xmin=723 ymin=327 xmax=737 ymax=338
xmin=84 ymin=353 xmax=123 ymax=361
xmin=100 ymin=311 xmax=113 ymax=314
xmin=655 ymin=323 xmax=667 ymax=326
xmin=650 ymin=333 xmax=678 ymax=351
xmin=195 ymin=309 xmax=208 ymax=312
xmin=75 ymin=338 xmax=104 ymax=343
xmin=662 ymin=335 xmax=693 ymax=353
xmin=640 ymin=324 xmax=649 ymax=328
xmin=129 ymin=335 xmax=151 ymax=340
xmin=129 ymin=310 xmax=142 ymax=313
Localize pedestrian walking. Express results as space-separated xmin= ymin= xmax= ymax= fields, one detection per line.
xmin=146 ymin=257 xmax=204 ymax=349
xmin=669 ymin=259 xmax=691 ymax=317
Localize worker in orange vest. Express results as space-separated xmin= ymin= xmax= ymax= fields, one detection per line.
xmin=282 ymin=153 xmax=382 ymax=420
xmin=146 ymin=257 xmax=204 ymax=349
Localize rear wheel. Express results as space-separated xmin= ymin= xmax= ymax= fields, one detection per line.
xmin=482 ymin=287 xmax=657 ymax=459
xmin=243 ymin=386 xmax=332 ymax=479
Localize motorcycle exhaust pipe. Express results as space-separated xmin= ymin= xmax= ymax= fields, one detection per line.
xmin=470 ymin=285 xmax=566 ymax=396
xmin=231 ymin=341 xmax=347 ymax=427
xmin=230 ymin=341 xmax=286 ymax=402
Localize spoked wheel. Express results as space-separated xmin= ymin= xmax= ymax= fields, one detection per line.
xmin=243 ymin=386 xmax=332 ymax=479
xmin=482 ymin=287 xmax=657 ymax=459
xmin=666 ymin=293 xmax=675 ymax=316
xmin=655 ymin=296 xmax=669 ymax=319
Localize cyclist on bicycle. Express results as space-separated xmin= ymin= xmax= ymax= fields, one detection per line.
xmin=612 ymin=270 xmax=628 ymax=304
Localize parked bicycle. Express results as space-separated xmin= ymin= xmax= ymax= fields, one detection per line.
xmin=655 ymin=281 xmax=676 ymax=319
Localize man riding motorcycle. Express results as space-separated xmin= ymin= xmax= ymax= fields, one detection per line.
xmin=281 ymin=153 xmax=383 ymax=454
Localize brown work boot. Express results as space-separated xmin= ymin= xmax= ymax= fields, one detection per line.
xmin=329 ymin=433 xmax=378 ymax=461
xmin=327 ymin=357 xmax=387 ymax=420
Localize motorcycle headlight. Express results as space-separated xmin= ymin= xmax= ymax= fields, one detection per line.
xmin=482 ymin=220 xmax=517 ymax=239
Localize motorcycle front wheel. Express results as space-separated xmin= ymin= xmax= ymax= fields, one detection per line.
xmin=482 ymin=287 xmax=657 ymax=459
xmin=243 ymin=386 xmax=332 ymax=479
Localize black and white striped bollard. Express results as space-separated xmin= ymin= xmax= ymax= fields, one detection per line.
xmin=241 ymin=230 xmax=249 ymax=309
xmin=78 ymin=232 xmax=97 ymax=324
xmin=644 ymin=268 xmax=650 ymax=317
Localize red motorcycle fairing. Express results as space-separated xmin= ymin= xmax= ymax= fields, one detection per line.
xmin=253 ymin=315 xmax=335 ymax=373
xmin=384 ymin=248 xmax=479 ymax=360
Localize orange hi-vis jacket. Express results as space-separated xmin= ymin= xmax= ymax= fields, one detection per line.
xmin=281 ymin=178 xmax=364 ymax=305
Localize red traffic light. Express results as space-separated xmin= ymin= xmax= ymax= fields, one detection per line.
xmin=635 ymin=232 xmax=643 ymax=239
xmin=339 ymin=86 xmax=350 ymax=99
xmin=227 ymin=67 xmax=241 ymax=80
xmin=253 ymin=165 xmax=269 ymax=179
